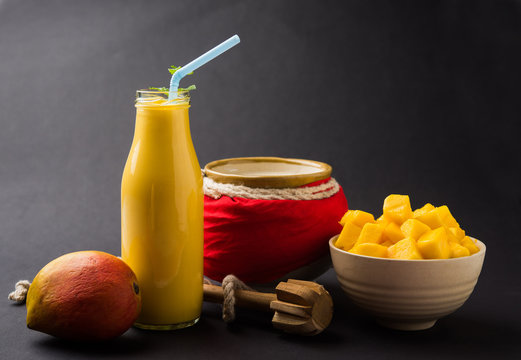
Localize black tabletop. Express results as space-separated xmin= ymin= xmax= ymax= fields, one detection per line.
xmin=1 ymin=1 xmax=520 ymax=359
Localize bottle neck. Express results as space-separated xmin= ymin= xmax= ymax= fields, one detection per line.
xmin=133 ymin=104 xmax=191 ymax=144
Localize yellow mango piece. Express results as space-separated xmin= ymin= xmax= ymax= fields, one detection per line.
xmin=383 ymin=194 xmax=413 ymax=225
xmin=339 ymin=210 xmax=375 ymax=227
xmin=448 ymin=226 xmax=466 ymax=241
xmin=381 ymin=240 xmax=395 ymax=247
xmin=388 ymin=238 xmax=423 ymax=260
xmin=413 ymin=203 xmax=435 ymax=218
xmin=335 ymin=222 xmax=362 ymax=251
xmin=450 ymin=242 xmax=470 ymax=258
xmin=446 ymin=227 xmax=461 ymax=244
xmin=437 ymin=205 xmax=460 ymax=228
xmin=416 ymin=208 xmax=444 ymax=229
xmin=461 ymin=236 xmax=480 ymax=254
xmin=400 ymin=219 xmax=431 ymax=240
xmin=355 ymin=223 xmax=384 ymax=246
xmin=376 ymin=214 xmax=390 ymax=227
xmin=349 ymin=243 xmax=388 ymax=258
xmin=417 ymin=227 xmax=451 ymax=259
xmin=382 ymin=222 xmax=405 ymax=244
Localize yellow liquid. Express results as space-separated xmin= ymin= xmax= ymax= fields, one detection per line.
xmin=121 ymin=97 xmax=203 ymax=329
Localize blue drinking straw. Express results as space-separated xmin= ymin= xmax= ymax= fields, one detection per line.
xmin=168 ymin=35 xmax=241 ymax=100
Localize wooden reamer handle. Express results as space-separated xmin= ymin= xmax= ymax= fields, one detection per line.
xmin=203 ymin=283 xmax=277 ymax=312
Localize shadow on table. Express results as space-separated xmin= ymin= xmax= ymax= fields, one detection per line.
xmin=34 ymin=333 xmax=149 ymax=357
xmin=324 ymin=294 xmax=521 ymax=357
xmin=205 ymin=300 xmax=345 ymax=346
xmin=278 ymin=276 xmax=521 ymax=356
xmin=33 ymin=316 xmax=223 ymax=357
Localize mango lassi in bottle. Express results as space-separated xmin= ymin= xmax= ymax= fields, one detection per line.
xmin=121 ymin=90 xmax=203 ymax=330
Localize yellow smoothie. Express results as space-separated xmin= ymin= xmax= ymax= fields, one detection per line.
xmin=121 ymin=91 xmax=203 ymax=330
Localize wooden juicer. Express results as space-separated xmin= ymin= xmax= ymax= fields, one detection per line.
xmin=203 ymin=279 xmax=334 ymax=336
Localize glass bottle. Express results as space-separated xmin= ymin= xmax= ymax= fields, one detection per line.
xmin=121 ymin=90 xmax=203 ymax=330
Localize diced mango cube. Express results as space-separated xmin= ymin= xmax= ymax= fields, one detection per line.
xmin=437 ymin=205 xmax=460 ymax=228
xmin=417 ymin=227 xmax=451 ymax=259
xmin=382 ymin=222 xmax=405 ymax=244
xmin=381 ymin=240 xmax=395 ymax=247
xmin=349 ymin=243 xmax=388 ymax=258
xmin=446 ymin=227 xmax=461 ymax=244
xmin=413 ymin=203 xmax=435 ymax=218
xmin=450 ymin=242 xmax=470 ymax=258
xmin=400 ymin=219 xmax=431 ymax=240
xmin=355 ymin=223 xmax=384 ymax=246
xmin=336 ymin=194 xmax=478 ymax=260
xmin=383 ymin=194 xmax=413 ymax=225
xmin=335 ymin=222 xmax=362 ymax=251
xmin=415 ymin=208 xmax=444 ymax=229
xmin=388 ymin=238 xmax=423 ymax=259
xmin=376 ymin=214 xmax=390 ymax=227
xmin=339 ymin=210 xmax=375 ymax=227
xmin=448 ymin=226 xmax=466 ymax=241
xmin=461 ymin=236 xmax=480 ymax=254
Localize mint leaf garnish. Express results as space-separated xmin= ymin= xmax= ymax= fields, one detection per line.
xmin=148 ymin=85 xmax=196 ymax=92
xmin=168 ymin=65 xmax=193 ymax=75
xmin=179 ymin=85 xmax=196 ymax=91
xmin=148 ymin=66 xmax=196 ymax=92
xmin=168 ymin=65 xmax=181 ymax=75
xmin=148 ymin=87 xmax=169 ymax=91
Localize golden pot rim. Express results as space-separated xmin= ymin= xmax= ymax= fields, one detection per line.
xmin=204 ymin=157 xmax=332 ymax=189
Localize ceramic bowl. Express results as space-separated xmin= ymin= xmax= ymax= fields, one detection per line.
xmin=329 ymin=236 xmax=486 ymax=330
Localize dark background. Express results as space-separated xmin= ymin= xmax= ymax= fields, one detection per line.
xmin=1 ymin=0 xmax=520 ymax=358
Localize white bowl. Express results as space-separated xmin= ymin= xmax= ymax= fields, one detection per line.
xmin=329 ymin=236 xmax=486 ymax=330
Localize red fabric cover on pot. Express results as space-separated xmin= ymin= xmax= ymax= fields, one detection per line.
xmin=203 ymin=178 xmax=348 ymax=283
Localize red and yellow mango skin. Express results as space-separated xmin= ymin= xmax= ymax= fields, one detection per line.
xmin=26 ymin=251 xmax=141 ymax=340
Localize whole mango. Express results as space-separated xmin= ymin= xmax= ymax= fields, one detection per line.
xmin=26 ymin=251 xmax=141 ymax=340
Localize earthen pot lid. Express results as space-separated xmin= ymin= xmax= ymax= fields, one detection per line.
xmin=204 ymin=157 xmax=332 ymax=189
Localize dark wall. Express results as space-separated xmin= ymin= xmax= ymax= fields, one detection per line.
xmin=1 ymin=0 xmax=520 ymax=313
